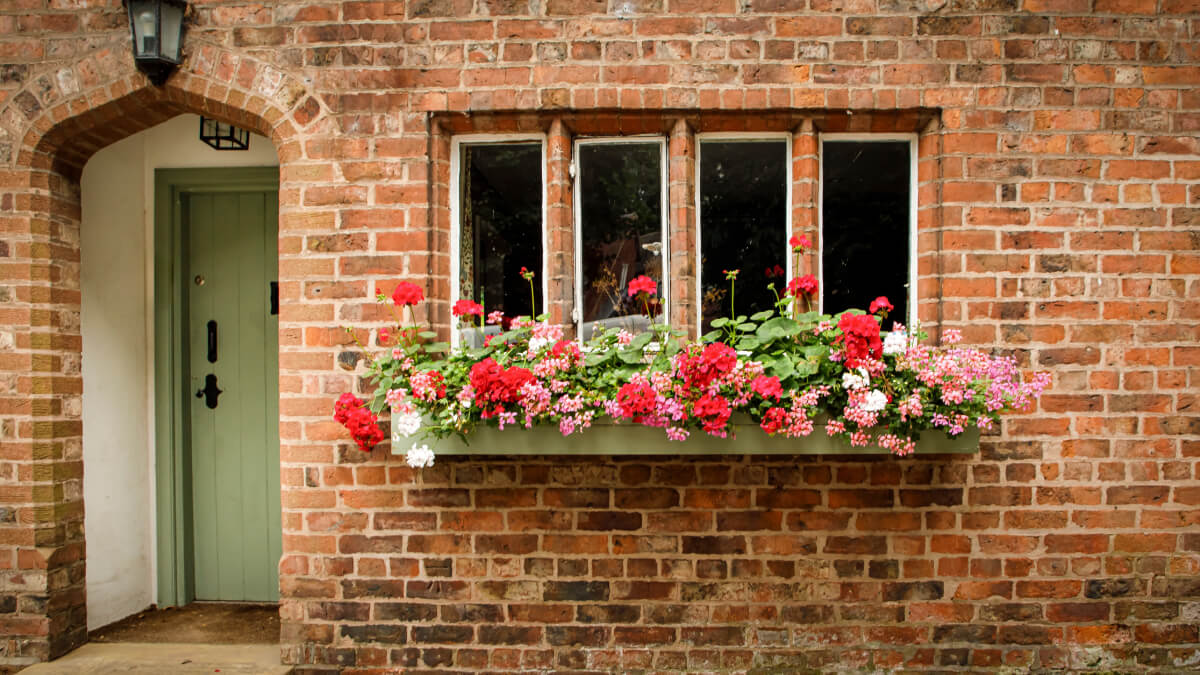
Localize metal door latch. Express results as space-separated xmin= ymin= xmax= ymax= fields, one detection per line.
xmin=196 ymin=373 xmax=222 ymax=409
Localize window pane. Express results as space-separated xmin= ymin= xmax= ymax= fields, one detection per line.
xmin=578 ymin=142 xmax=664 ymax=340
xmin=459 ymin=143 xmax=542 ymax=324
xmin=699 ymin=140 xmax=788 ymax=332
xmin=822 ymin=140 xmax=910 ymax=323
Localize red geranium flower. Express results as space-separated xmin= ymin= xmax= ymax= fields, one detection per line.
xmin=469 ymin=357 xmax=534 ymax=418
xmin=452 ymin=299 xmax=484 ymax=318
xmin=760 ymin=407 xmax=788 ymax=435
xmin=616 ymin=382 xmax=658 ymax=418
xmin=786 ymin=274 xmax=818 ymax=298
xmin=551 ymin=339 xmax=581 ymax=362
xmin=869 ymin=296 xmax=893 ymax=316
xmin=391 ymin=282 xmax=424 ymax=307
xmin=676 ymin=342 xmax=739 ymax=391
xmin=333 ymin=393 xmax=384 ymax=452
xmin=693 ymin=393 xmax=732 ymax=433
xmin=751 ymin=375 xmax=783 ymax=401
xmin=627 ymin=275 xmax=658 ymax=297
xmin=789 ymin=234 xmax=812 ymax=251
xmin=836 ymin=313 xmax=882 ymax=368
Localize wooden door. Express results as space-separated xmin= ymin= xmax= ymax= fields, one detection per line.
xmin=185 ymin=190 xmax=280 ymax=602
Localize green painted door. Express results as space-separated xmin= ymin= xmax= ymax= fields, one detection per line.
xmin=185 ymin=190 xmax=281 ymax=602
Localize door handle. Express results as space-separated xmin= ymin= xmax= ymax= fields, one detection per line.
xmin=196 ymin=373 xmax=223 ymax=409
xmin=207 ymin=320 xmax=218 ymax=363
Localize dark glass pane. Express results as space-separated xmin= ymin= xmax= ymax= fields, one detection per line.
xmin=460 ymin=143 xmax=542 ymax=321
xmin=578 ymin=143 xmax=664 ymax=340
xmin=822 ymin=141 xmax=910 ymax=324
xmin=699 ymin=140 xmax=788 ymax=332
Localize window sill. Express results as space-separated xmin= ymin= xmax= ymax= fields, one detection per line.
xmin=397 ymin=417 xmax=980 ymax=457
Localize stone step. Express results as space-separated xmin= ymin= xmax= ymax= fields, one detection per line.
xmin=21 ymin=642 xmax=293 ymax=675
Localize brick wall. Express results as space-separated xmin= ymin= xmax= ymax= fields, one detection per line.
xmin=1 ymin=0 xmax=1198 ymax=672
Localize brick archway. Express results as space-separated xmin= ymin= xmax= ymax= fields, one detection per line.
xmin=0 ymin=40 xmax=322 ymax=667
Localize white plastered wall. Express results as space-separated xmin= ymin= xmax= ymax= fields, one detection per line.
xmin=80 ymin=114 xmax=278 ymax=630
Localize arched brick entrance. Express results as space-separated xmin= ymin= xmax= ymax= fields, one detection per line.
xmin=0 ymin=39 xmax=320 ymax=668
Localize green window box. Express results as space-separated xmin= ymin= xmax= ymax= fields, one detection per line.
xmin=398 ymin=416 xmax=980 ymax=457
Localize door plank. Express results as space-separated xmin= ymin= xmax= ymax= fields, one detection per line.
xmin=235 ymin=191 xmax=271 ymax=602
xmin=187 ymin=194 xmax=220 ymax=601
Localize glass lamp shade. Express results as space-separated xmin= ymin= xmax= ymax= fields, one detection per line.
xmin=126 ymin=0 xmax=187 ymax=85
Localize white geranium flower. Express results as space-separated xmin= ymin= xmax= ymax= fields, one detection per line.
xmin=883 ymin=330 xmax=908 ymax=356
xmin=393 ymin=410 xmax=423 ymax=438
xmin=528 ymin=336 xmax=553 ymax=353
xmin=406 ymin=443 xmax=435 ymax=468
xmin=842 ymin=367 xmax=870 ymax=390
xmin=861 ymin=389 xmax=888 ymax=412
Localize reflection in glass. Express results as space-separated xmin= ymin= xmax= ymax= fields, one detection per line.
xmin=699 ymin=140 xmax=788 ymax=332
xmin=578 ymin=143 xmax=664 ymax=340
xmin=459 ymin=142 xmax=542 ymax=342
xmin=822 ymin=141 xmax=910 ymax=324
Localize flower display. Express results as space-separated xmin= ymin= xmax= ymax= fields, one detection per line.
xmin=335 ymin=268 xmax=1049 ymax=464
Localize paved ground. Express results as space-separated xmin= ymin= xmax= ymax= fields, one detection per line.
xmin=90 ymin=603 xmax=280 ymax=644
xmin=20 ymin=643 xmax=292 ymax=674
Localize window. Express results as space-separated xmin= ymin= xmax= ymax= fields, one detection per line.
xmin=820 ymin=135 xmax=916 ymax=324
xmin=441 ymin=117 xmax=924 ymax=345
xmin=574 ymin=138 xmax=668 ymax=341
xmin=450 ymin=136 xmax=546 ymax=344
xmin=697 ymin=135 xmax=790 ymax=333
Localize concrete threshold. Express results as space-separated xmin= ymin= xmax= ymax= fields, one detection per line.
xmin=21 ymin=642 xmax=293 ymax=674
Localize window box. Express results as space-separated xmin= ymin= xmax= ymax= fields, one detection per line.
xmin=396 ymin=416 xmax=980 ymax=457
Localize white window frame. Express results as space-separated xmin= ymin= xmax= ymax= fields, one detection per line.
xmin=694 ymin=132 xmax=793 ymax=336
xmin=449 ymin=133 xmax=548 ymax=346
xmin=572 ymin=136 xmax=670 ymax=340
xmin=818 ymin=133 xmax=919 ymax=324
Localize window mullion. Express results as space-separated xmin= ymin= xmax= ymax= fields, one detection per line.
xmin=546 ymin=118 xmax=574 ymax=335
xmin=668 ymin=119 xmax=697 ymax=340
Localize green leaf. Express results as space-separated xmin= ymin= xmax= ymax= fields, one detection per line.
xmin=750 ymin=310 xmax=775 ymax=321
xmin=417 ymin=330 xmax=438 ymax=339
xmin=618 ymin=348 xmax=643 ymax=364
xmin=630 ymin=332 xmax=654 ymax=350
xmin=737 ymin=322 xmax=757 ymax=332
xmin=767 ymin=354 xmax=794 ymax=379
xmin=614 ymin=365 xmax=640 ymax=381
xmin=802 ymin=344 xmax=829 ymax=360
xmin=736 ymin=336 xmax=761 ymax=351
xmin=710 ymin=317 xmax=730 ymax=328
xmin=585 ymin=350 xmax=613 ymax=367
xmin=794 ymin=360 xmax=819 ymax=377
xmin=424 ymin=342 xmax=450 ymax=353
xmin=702 ymin=329 xmax=723 ymax=342
xmin=796 ymin=311 xmax=820 ymax=323
xmin=757 ymin=317 xmax=801 ymax=340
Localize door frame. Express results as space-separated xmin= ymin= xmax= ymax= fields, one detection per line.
xmin=153 ymin=167 xmax=280 ymax=607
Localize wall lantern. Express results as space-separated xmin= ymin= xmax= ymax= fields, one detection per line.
xmin=125 ymin=0 xmax=187 ymax=86
xmin=199 ymin=117 xmax=251 ymax=150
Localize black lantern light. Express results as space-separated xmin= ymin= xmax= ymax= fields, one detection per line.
xmin=125 ymin=0 xmax=187 ymax=86
xmin=199 ymin=117 xmax=250 ymax=151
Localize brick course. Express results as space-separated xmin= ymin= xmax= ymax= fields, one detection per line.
xmin=0 ymin=0 xmax=1198 ymax=672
